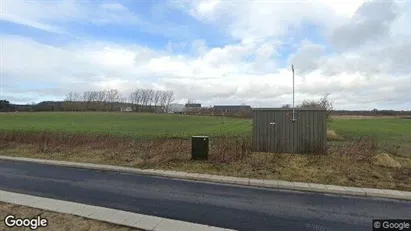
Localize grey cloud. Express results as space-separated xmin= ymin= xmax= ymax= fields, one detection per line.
xmin=252 ymin=43 xmax=279 ymax=72
xmin=288 ymin=42 xmax=326 ymax=74
xmin=330 ymin=0 xmax=398 ymax=50
xmin=134 ymin=48 xmax=156 ymax=64
xmin=321 ymin=54 xmax=380 ymax=76
xmin=375 ymin=41 xmax=411 ymax=74
xmin=2 ymin=94 xmax=37 ymax=104
xmin=2 ymin=30 xmax=410 ymax=110
xmin=321 ymin=38 xmax=411 ymax=77
xmin=161 ymin=77 xmax=240 ymax=102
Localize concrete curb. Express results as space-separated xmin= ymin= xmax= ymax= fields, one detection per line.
xmin=1 ymin=155 xmax=411 ymax=201
xmin=0 ymin=190 xmax=235 ymax=231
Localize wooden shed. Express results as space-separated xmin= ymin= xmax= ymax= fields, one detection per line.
xmin=252 ymin=108 xmax=327 ymax=154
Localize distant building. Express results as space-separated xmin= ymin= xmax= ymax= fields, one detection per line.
xmin=168 ymin=104 xmax=185 ymax=113
xmin=120 ymin=106 xmax=132 ymax=112
xmin=213 ymin=105 xmax=252 ymax=113
xmin=181 ymin=103 xmax=202 ymax=114
xmin=185 ymin=103 xmax=201 ymax=108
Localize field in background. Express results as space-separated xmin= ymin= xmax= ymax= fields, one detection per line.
xmin=0 ymin=112 xmax=409 ymax=143
xmin=329 ymin=116 xmax=411 ymax=156
xmin=0 ymin=112 xmax=251 ymax=137
xmin=331 ymin=115 xmax=410 ymax=137
xmin=331 ymin=115 xmax=402 ymax=119
xmin=1 ymin=112 xmax=411 ymax=191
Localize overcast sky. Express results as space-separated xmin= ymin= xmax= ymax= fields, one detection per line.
xmin=1 ymin=0 xmax=410 ymax=110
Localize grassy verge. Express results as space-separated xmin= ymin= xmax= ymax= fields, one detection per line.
xmin=0 ymin=202 xmax=141 ymax=231
xmin=1 ymin=131 xmax=410 ymax=191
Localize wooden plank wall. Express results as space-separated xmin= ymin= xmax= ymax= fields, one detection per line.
xmin=252 ymin=109 xmax=327 ymax=154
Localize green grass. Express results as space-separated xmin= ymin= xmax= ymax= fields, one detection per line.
xmin=329 ymin=118 xmax=411 ymax=142
xmin=1 ymin=112 xmax=410 ymax=142
xmin=0 ymin=112 xmax=252 ymax=137
xmin=329 ymin=117 xmax=411 ymax=156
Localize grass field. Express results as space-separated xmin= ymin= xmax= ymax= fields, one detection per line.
xmin=328 ymin=116 xmax=411 ymax=157
xmin=1 ymin=112 xmax=411 ymax=191
xmin=1 ymin=112 xmax=410 ymax=140
xmin=330 ymin=116 xmax=411 ymax=142
xmin=0 ymin=112 xmax=251 ymax=137
xmin=0 ymin=112 xmax=410 ymax=156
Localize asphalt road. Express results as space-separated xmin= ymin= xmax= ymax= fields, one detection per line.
xmin=0 ymin=160 xmax=410 ymax=231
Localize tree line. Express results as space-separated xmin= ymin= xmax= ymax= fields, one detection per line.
xmin=0 ymin=100 xmax=14 ymax=112
xmin=0 ymin=88 xmax=175 ymax=112
xmin=128 ymin=89 xmax=174 ymax=112
xmin=281 ymin=93 xmax=411 ymax=120
xmin=63 ymin=88 xmax=175 ymax=112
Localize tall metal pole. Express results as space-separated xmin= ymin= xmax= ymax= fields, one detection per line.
xmin=0 ymin=0 xmax=3 ymax=101
xmin=292 ymin=64 xmax=295 ymax=121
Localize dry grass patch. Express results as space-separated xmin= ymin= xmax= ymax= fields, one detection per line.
xmin=327 ymin=130 xmax=344 ymax=141
xmin=1 ymin=131 xmax=411 ymax=191
xmin=372 ymin=153 xmax=401 ymax=168
xmin=0 ymin=202 xmax=141 ymax=231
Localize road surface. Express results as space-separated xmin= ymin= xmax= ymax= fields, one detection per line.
xmin=0 ymin=160 xmax=410 ymax=231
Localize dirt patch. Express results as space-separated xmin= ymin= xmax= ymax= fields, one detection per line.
xmin=372 ymin=153 xmax=401 ymax=168
xmin=0 ymin=202 xmax=141 ymax=231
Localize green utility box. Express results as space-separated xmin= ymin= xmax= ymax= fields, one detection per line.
xmin=191 ymin=136 xmax=209 ymax=160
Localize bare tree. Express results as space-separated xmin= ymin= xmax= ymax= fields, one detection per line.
xmin=159 ymin=91 xmax=168 ymax=112
xmin=82 ymin=91 xmax=94 ymax=110
xmin=140 ymin=89 xmax=147 ymax=107
xmin=140 ymin=89 xmax=155 ymax=111
xmin=129 ymin=89 xmax=144 ymax=111
xmin=90 ymin=91 xmax=99 ymax=110
xmin=97 ymin=90 xmax=107 ymax=102
xmin=64 ymin=92 xmax=78 ymax=111
xmin=106 ymin=89 xmax=120 ymax=111
xmin=107 ymin=89 xmax=120 ymax=102
xmin=97 ymin=90 xmax=107 ymax=110
xmin=129 ymin=91 xmax=136 ymax=110
xmin=90 ymin=91 xmax=98 ymax=101
xmin=147 ymin=89 xmax=155 ymax=110
xmin=136 ymin=89 xmax=143 ymax=108
xmin=153 ymin=90 xmax=161 ymax=107
xmin=63 ymin=88 xmax=173 ymax=113
xmin=74 ymin=92 xmax=81 ymax=102
xmin=282 ymin=104 xmax=291 ymax=108
xmin=65 ymin=92 xmax=77 ymax=102
xmin=165 ymin=90 xmax=174 ymax=113
xmin=298 ymin=93 xmax=334 ymax=122
xmin=82 ymin=91 xmax=89 ymax=102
